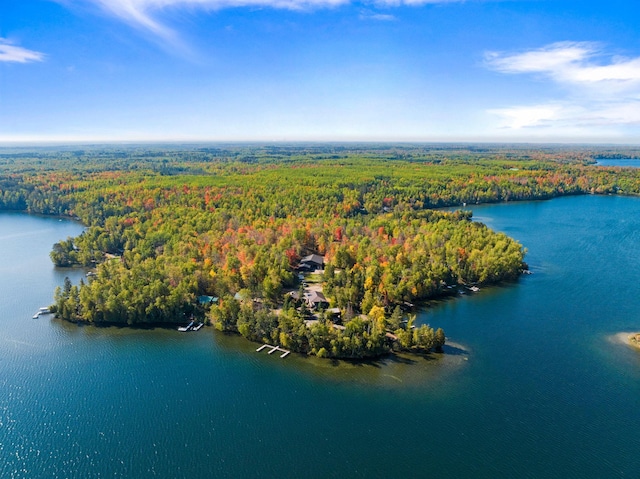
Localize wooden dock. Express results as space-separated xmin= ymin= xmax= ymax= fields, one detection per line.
xmin=256 ymin=344 xmax=291 ymax=358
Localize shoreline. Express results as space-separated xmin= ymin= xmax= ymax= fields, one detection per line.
xmin=212 ymin=332 xmax=470 ymax=388
xmin=611 ymin=332 xmax=640 ymax=350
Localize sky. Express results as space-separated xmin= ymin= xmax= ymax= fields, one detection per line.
xmin=1 ymin=0 xmax=640 ymax=144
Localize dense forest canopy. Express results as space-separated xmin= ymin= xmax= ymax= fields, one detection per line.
xmin=2 ymin=143 xmax=639 ymax=359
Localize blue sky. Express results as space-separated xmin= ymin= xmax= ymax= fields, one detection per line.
xmin=1 ymin=0 xmax=640 ymax=143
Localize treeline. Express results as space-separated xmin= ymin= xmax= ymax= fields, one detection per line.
xmin=3 ymin=146 xmax=640 ymax=219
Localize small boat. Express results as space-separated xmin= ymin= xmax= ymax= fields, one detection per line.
xmin=193 ymin=322 xmax=204 ymax=331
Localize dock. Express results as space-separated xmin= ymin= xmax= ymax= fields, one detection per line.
xmin=178 ymin=320 xmax=195 ymax=332
xmin=178 ymin=321 xmax=204 ymax=332
xmin=256 ymin=343 xmax=291 ymax=358
xmin=32 ymin=307 xmax=52 ymax=319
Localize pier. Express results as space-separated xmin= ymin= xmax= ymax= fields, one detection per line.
xmin=32 ymin=307 xmax=52 ymax=319
xmin=256 ymin=344 xmax=291 ymax=358
xmin=178 ymin=320 xmax=204 ymax=332
xmin=178 ymin=320 xmax=195 ymax=332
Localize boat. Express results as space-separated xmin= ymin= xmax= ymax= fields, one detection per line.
xmin=193 ymin=322 xmax=204 ymax=331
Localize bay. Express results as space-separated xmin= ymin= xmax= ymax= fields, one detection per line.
xmin=1 ymin=196 xmax=640 ymax=478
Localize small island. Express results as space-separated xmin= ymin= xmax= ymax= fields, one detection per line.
xmin=3 ymin=144 xmax=640 ymax=360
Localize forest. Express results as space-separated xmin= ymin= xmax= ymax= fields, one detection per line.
xmin=2 ymin=143 xmax=639 ymax=359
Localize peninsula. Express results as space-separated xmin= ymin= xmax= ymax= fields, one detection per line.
xmin=2 ymin=144 xmax=640 ymax=359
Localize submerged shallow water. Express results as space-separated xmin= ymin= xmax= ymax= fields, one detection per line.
xmin=2 ymin=196 xmax=640 ymax=478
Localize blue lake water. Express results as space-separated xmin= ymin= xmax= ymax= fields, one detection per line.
xmin=2 ymin=196 xmax=640 ymax=478
xmin=596 ymin=158 xmax=640 ymax=168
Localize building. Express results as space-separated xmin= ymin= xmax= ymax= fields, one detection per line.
xmin=304 ymin=291 xmax=329 ymax=310
xmin=299 ymin=254 xmax=324 ymax=271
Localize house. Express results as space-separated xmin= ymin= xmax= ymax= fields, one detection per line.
xmin=299 ymin=254 xmax=324 ymax=271
xmin=304 ymin=291 xmax=329 ymax=310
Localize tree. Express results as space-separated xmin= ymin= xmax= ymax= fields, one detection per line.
xmin=210 ymin=296 xmax=240 ymax=332
xmin=434 ymin=328 xmax=446 ymax=351
xmin=389 ymin=306 xmax=403 ymax=331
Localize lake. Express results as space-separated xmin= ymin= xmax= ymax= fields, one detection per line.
xmin=596 ymin=158 xmax=640 ymax=168
xmin=2 ymin=196 xmax=640 ymax=478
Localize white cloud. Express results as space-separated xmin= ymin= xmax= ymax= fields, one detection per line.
xmin=567 ymin=59 xmax=640 ymax=84
xmin=486 ymin=42 xmax=595 ymax=75
xmin=485 ymin=42 xmax=640 ymax=133
xmin=486 ymin=42 xmax=640 ymax=87
xmin=73 ymin=0 xmax=461 ymax=42
xmin=0 ymin=38 xmax=45 ymax=63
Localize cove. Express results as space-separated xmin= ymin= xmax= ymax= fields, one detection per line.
xmin=2 ymin=195 xmax=640 ymax=478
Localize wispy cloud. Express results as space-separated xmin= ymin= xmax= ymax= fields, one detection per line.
xmin=374 ymin=0 xmax=464 ymax=6
xmin=486 ymin=41 xmax=640 ymax=87
xmin=486 ymin=42 xmax=597 ymax=76
xmin=71 ymin=0 xmax=462 ymax=45
xmin=87 ymin=0 xmax=185 ymax=45
xmin=485 ymin=42 xmax=640 ymax=132
xmin=359 ymin=9 xmax=397 ymax=21
xmin=0 ymin=38 xmax=45 ymax=63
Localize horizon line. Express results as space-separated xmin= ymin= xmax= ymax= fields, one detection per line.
xmin=1 ymin=139 xmax=640 ymax=148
